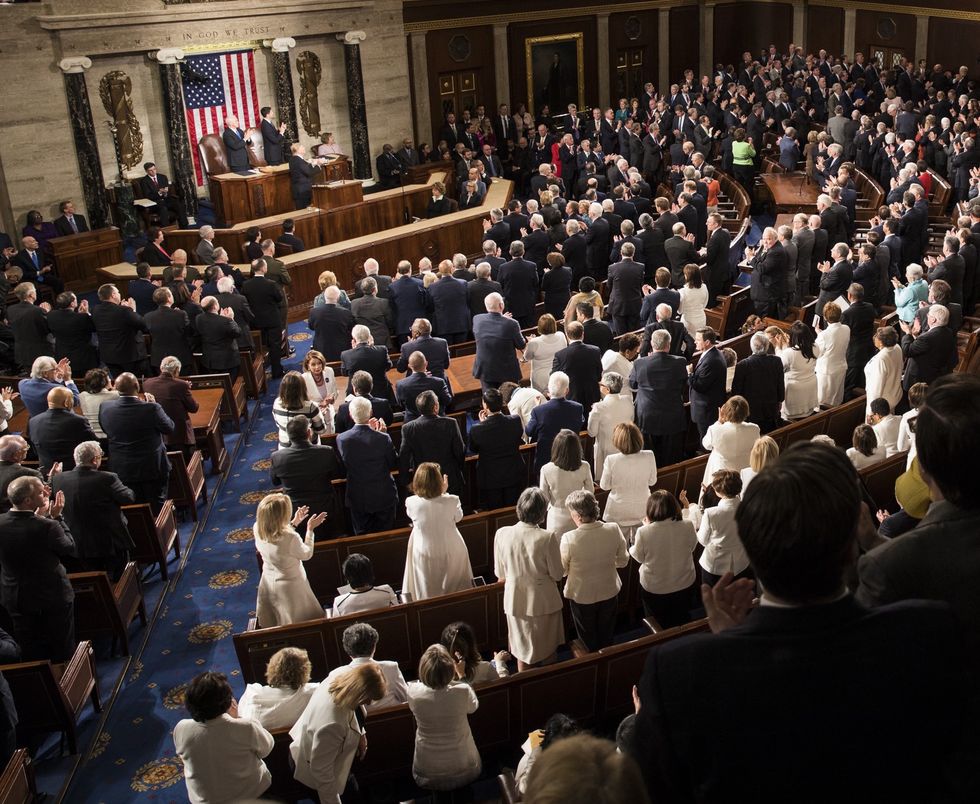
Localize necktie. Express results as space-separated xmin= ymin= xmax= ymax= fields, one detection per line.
xmin=31 ymin=251 xmax=38 ymax=268
xmin=69 ymin=216 xmax=77 ymax=233
xmin=152 ymin=175 xmax=158 ymax=185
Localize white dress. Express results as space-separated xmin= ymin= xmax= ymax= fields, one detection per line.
xmin=815 ymin=322 xmax=850 ymax=407
xmin=863 ymin=345 xmax=904 ymax=417
xmin=238 ymin=682 xmax=319 ymax=731
xmin=539 ymin=461 xmax=594 ymax=537
xmin=600 ymin=451 xmax=658 ymax=535
xmin=79 ymin=389 xmax=119 ymax=438
xmin=678 ymin=284 xmax=709 ymax=335
xmin=401 ymin=495 xmax=473 ymax=601
xmin=777 ymin=345 xmax=821 ymax=419
xmin=254 ymin=526 xmax=325 ymax=628
xmin=701 ymin=420 xmax=761 ymax=485
xmin=407 ymin=681 xmax=481 ymax=791
xmin=586 ymin=392 xmax=635 ymax=477
xmin=847 ymin=446 xmax=886 ymax=470
xmin=523 ymin=332 xmax=567 ymax=393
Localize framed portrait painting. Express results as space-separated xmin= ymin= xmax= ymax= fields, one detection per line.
xmin=525 ymin=33 xmax=585 ymax=118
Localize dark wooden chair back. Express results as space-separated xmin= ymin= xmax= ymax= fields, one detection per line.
xmin=0 ymin=749 xmax=37 ymax=804
xmin=124 ymin=500 xmax=180 ymax=581
xmin=167 ymin=450 xmax=208 ymax=521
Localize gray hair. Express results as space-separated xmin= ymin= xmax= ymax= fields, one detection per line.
xmin=363 ymin=258 xmax=379 ymax=274
xmin=530 ymin=213 xmax=544 ymax=229
xmin=566 ymin=219 xmax=580 ymax=235
xmin=548 ymin=371 xmax=569 ymax=398
xmin=515 ymin=487 xmax=549 ymax=525
xmin=483 ymin=240 xmax=497 ymax=255
xmin=928 ymin=304 xmax=949 ymax=326
xmin=656 ymin=303 xmax=672 ymax=322
xmin=352 ymin=324 xmax=372 ymax=344
xmin=360 ymin=276 xmax=378 ymax=295
xmin=906 ymin=263 xmax=923 ymax=280
xmin=750 ymin=331 xmax=770 ymax=354
xmin=0 ymin=435 xmax=28 ymax=462
xmin=201 ymin=295 xmax=218 ymax=313
xmin=349 ymin=396 xmax=372 ymax=424
xmin=565 ymin=489 xmax=600 ymax=522
xmin=216 ymin=276 xmax=235 ymax=294
xmin=73 ymin=440 xmax=102 ymax=466
xmin=484 ymin=292 xmax=504 ymax=312
xmin=638 ymin=213 xmax=653 ymax=228
xmin=649 ymin=329 xmax=671 ymax=352
xmin=341 ymin=622 xmax=379 ymax=658
xmin=30 ymin=356 xmax=58 ymax=379
xmin=199 ymin=225 xmax=214 ymax=239
xmin=453 ymin=253 xmax=468 ymax=270
xmin=213 ymin=247 xmax=228 ymax=262
xmin=601 ymin=371 xmax=624 ymax=394
xmin=160 ymin=356 xmax=182 ymax=376
xmin=475 ymin=262 xmax=491 ymax=279
xmin=620 ymin=242 xmax=636 ymax=259
xmin=324 ymin=285 xmax=341 ymax=303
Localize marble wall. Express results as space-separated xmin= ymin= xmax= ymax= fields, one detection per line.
xmin=0 ymin=0 xmax=413 ymax=236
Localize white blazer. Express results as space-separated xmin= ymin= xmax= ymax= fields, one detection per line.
xmin=326 ymin=656 xmax=409 ymax=710
xmin=289 ymin=686 xmax=362 ymax=803
xmin=701 ymin=420 xmax=760 ymax=484
xmin=239 ymin=682 xmax=318 ymax=731
xmin=689 ymin=497 xmax=749 ymax=576
xmin=863 ymin=345 xmax=903 ymax=416
xmin=600 ymin=451 xmax=658 ymax=527
xmin=814 ymin=322 xmax=850 ymax=374
xmin=587 ymin=393 xmax=635 ymax=477
xmin=560 ymin=521 xmax=629 ymax=604
xmin=847 ymin=446 xmax=886 ymax=470
xmin=493 ymin=521 xmax=564 ymax=617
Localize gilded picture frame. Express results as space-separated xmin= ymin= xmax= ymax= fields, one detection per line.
xmin=525 ymin=33 xmax=585 ymax=118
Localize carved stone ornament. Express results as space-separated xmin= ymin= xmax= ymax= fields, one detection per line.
xmin=59 ymin=57 xmax=93 ymax=74
xmin=296 ymin=50 xmax=322 ymax=137
xmin=99 ymin=71 xmax=144 ymax=170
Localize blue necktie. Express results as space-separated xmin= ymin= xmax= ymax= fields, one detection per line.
xmin=31 ymin=251 xmax=38 ymax=268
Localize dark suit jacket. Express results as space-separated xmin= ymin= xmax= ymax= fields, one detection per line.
xmin=498 ymin=259 xmax=539 ymax=318
xmin=335 ymin=425 xmax=398 ymax=512
xmin=333 ymin=395 xmax=394 ymax=434
xmin=689 ymin=346 xmax=727 ymax=425
xmin=7 ymin=302 xmax=51 ymax=369
xmin=397 ymin=334 xmax=451 ymax=378
xmin=751 ymin=243 xmax=790 ymax=307
xmin=270 ymin=441 xmax=344 ymax=537
xmin=216 ymin=291 xmax=255 ymax=351
xmin=0 ymin=510 xmax=75 ymax=612
xmin=53 ymin=214 xmax=89 ymax=237
xmin=398 ymin=414 xmax=466 ymax=496
xmin=730 ymin=352 xmax=785 ymax=426
xmin=350 ymin=295 xmax=393 ymax=347
xmin=561 ymin=232 xmax=588 ymax=279
xmin=929 ymin=254 xmax=965 ymax=306
xmin=664 ymin=236 xmax=699 ymax=286
xmin=582 ymin=318 xmax=614 ymax=354
xmin=51 ymin=466 xmax=134 ymax=559
xmin=143 ymin=374 xmax=198 ymax=445
xmin=629 ymin=352 xmax=688 ymax=435
xmin=341 ymin=344 xmax=393 ymax=399
xmin=640 ymin=319 xmax=694 ymax=358
xmin=467 ymin=278 xmax=503 ymax=318
xmin=91 ymin=302 xmax=148 ymax=366
xmin=816 ymin=260 xmax=854 ymax=316
xmin=308 ymin=304 xmax=354 ymax=362
xmin=607 ymin=259 xmax=645 ymax=319
xmin=127 ymin=278 xmax=158 ymax=316
xmin=705 ymin=226 xmax=732 ymax=294
xmin=389 ymin=276 xmax=429 ymax=337
xmin=541 ymin=266 xmax=572 ymax=319
xmin=585 ymin=216 xmax=612 ymax=277
xmin=639 ymin=288 xmax=681 ymax=326
xmin=260 ymin=118 xmax=285 ymax=165
xmin=472 ymin=312 xmax=526 ymax=384
xmin=635 ymin=596 xmax=966 ymax=804
xmin=521 ymin=229 xmax=551 ymax=271
xmin=525 ymin=398 xmax=584 ymax=472
xmin=485 ymin=221 xmax=512 ymax=254
xmin=144 ymin=305 xmax=194 ymax=368
xmin=195 ymin=311 xmax=242 ymax=371
xmin=552 ymin=341 xmax=603 ymax=412
xmin=99 ymin=396 xmax=174 ymax=482
xmin=395 ymin=372 xmax=452 ymax=422
xmin=241 ymin=275 xmax=284 ymax=331
xmin=0 ymin=462 xmax=42 ymax=514
xmin=30 ymin=408 xmax=97 ymax=473
xmin=289 ymin=154 xmax=315 ymax=200
xmin=469 ymin=413 xmax=525 ymax=490
xmin=428 ymin=276 xmax=470 ymax=336
xmin=901 ymin=327 xmax=958 ymax=389
xmin=222 ymin=127 xmax=250 ymax=171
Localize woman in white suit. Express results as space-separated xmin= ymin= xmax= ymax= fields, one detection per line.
xmin=300 ymin=350 xmax=337 ymax=431
xmin=239 ymin=647 xmax=318 ymax=731
xmin=814 ymin=302 xmax=850 ymax=407
xmin=701 ymin=396 xmax=761 ymax=485
xmin=539 ymin=429 xmax=594 ymax=538
xmin=684 ymin=470 xmax=750 ymax=587
xmin=863 ymin=326 xmax=904 ymax=417
xmin=290 ymin=664 xmax=388 ymax=804
xmin=770 ymin=321 xmax=821 ymax=420
xmin=678 ymin=263 xmax=709 ymax=335
xmin=523 ymin=314 xmax=568 ymax=393
xmin=493 ymin=487 xmax=565 ymax=671
xmin=587 ymin=372 xmax=635 ymax=476
xmin=599 ymin=422 xmax=658 ymax=543
xmin=402 ymin=463 xmax=474 ymax=601
xmin=560 ymin=490 xmax=629 ymax=651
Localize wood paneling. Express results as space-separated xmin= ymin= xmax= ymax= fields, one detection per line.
xmin=926 ymin=17 xmax=980 ymax=74
xmin=608 ymin=10 xmax=659 ymax=105
xmin=855 ymin=10 xmax=916 ymax=63
xmin=806 ymin=5 xmax=844 ymax=56
xmin=712 ymin=3 xmax=793 ymax=70
xmin=668 ymin=5 xmax=699 ymax=84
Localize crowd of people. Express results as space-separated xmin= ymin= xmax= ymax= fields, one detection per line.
xmin=0 ymin=41 xmax=977 ymax=803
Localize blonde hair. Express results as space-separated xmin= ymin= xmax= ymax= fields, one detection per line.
xmin=719 ymin=395 xmax=749 ymax=424
xmin=411 ymin=462 xmax=443 ymax=499
xmin=749 ymin=435 xmax=779 ymax=472
xmin=327 ymin=663 xmax=387 ymax=710
xmin=423 ymin=272 xmax=438 ymax=289
xmin=524 ymin=734 xmax=650 ymax=804
xmin=265 ymin=647 xmax=312 ymax=690
xmin=418 ymin=644 xmax=455 ymax=690
xmin=823 ymin=302 xmax=842 ymax=323
xmin=255 ymin=493 xmax=292 ymax=544
xmin=317 ymin=270 xmax=338 ymax=290
xmin=612 ymin=422 xmax=643 ymax=455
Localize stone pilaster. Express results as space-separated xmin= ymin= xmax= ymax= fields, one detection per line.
xmin=658 ymin=8 xmax=670 ymax=92
xmin=843 ymin=7 xmax=856 ymax=59
xmin=699 ymin=3 xmax=714 ymax=82
xmin=492 ymin=24 xmax=510 ymax=110
xmin=914 ymin=16 xmax=929 ymax=68
xmin=793 ymin=3 xmax=806 ymax=53
xmin=151 ymin=48 xmax=198 ymax=218
xmin=596 ymin=13 xmax=610 ymax=109
xmin=264 ymin=37 xmax=299 ymax=144
xmin=60 ymin=57 xmax=110 ymax=229
xmin=410 ymin=32 xmax=431 ymax=144
xmin=337 ymin=30 xmax=370 ymax=181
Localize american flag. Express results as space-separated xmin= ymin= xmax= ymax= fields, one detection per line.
xmin=181 ymin=50 xmax=260 ymax=185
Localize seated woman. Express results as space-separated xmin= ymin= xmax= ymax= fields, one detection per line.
xmin=312 ymin=270 xmax=352 ymax=310
xmin=173 ymin=671 xmax=274 ymax=803
xmin=740 ymin=435 xmax=779 ymax=492
xmin=273 ymin=371 xmax=328 ymax=448
xmin=440 ymin=621 xmax=509 ymax=686
xmin=407 ymin=644 xmax=482 ymax=793
xmin=847 ymin=423 xmax=885 ymax=469
xmin=238 ymin=647 xmax=318 ymax=730
xmin=331 ymin=553 xmax=398 ymax=617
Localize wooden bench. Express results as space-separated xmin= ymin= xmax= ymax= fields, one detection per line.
xmin=0 ymin=749 xmax=37 ymax=804
xmin=124 ymin=500 xmax=180 ymax=581
xmin=706 ymin=285 xmax=753 ymax=340
xmin=167 ymin=450 xmax=208 ymax=521
xmin=69 ymin=562 xmax=147 ymax=656
xmin=239 ymin=347 xmax=267 ymax=401
xmin=853 ymin=168 xmax=885 ymax=223
xmin=926 ymin=168 xmax=952 ymax=219
xmin=859 ymin=453 xmax=906 ymax=513
xmin=183 ymin=371 xmax=247 ymax=434
xmin=3 ymin=641 xmax=101 ymax=755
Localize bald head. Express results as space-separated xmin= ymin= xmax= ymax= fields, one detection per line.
xmin=408 ymin=351 xmax=427 ymax=373
xmin=47 ymin=386 xmax=74 ymax=409
xmin=114 ymin=373 xmax=140 ymax=396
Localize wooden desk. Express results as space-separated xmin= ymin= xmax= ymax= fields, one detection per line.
xmin=761 ymin=173 xmax=820 ymax=216
xmin=445 ymin=353 xmax=531 ymax=397
xmin=775 ymin=214 xmax=796 ymax=231
xmin=209 ymin=165 xmax=294 ymax=226
xmin=312 ymin=180 xmax=363 ymax=210
xmin=49 ymin=228 xmax=124 ymax=292
xmin=190 ymin=388 xmax=228 ymax=475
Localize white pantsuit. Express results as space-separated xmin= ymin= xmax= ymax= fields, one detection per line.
xmin=815 ymin=321 xmax=850 ymax=407
xmin=599 ymin=451 xmax=658 ymax=537
xmin=777 ymin=345 xmax=821 ymax=420
xmin=289 ymin=687 xmax=362 ymax=804
xmin=587 ymin=393 xmax=635 ymax=477
xmin=539 ymin=461 xmax=594 ymax=538
xmin=863 ymin=345 xmax=904 ymax=417
xmin=254 ymin=526 xmax=325 ymax=628
xmin=701 ymin=420 xmax=761 ymax=486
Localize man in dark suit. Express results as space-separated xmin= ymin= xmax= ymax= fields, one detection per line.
xmin=333 ymin=371 xmax=394 ymax=434
xmin=471 ymin=292 xmax=526 ymax=390
xmin=397 ymin=318 xmax=450 ymax=379
xmin=6 ymin=283 xmax=52 ymax=372
xmin=503 ymin=200 xmax=530 ymax=243
xmin=308 ymin=286 xmax=354 ymax=362
xmin=525 ymin=371 xmax=584 ymax=476
xmin=688 ymin=327 xmax=727 ymax=439
xmin=634 ymin=442 xmax=968 ymax=804
xmin=639 ymin=268 xmax=681 ymax=326
xmin=242 ymin=258 xmax=284 ymax=378
xmin=576 ymin=303 xmax=614 ymax=355
xmin=498 ymin=242 xmax=539 ymax=328
xmin=914 ymin=281 xmax=962 ymax=335
xmin=12 ymin=236 xmax=63 ymax=295
xmin=222 ymin=115 xmax=250 ymax=171
xmin=144 ymin=287 xmax=195 ymax=371
xmin=468 ymin=388 xmax=525 ymax=509
xmin=428 ymin=269 xmax=469 ymax=344
xmin=704 ymin=213 xmax=732 ymax=306
xmin=585 ymin=205 xmax=612 ymax=280
xmin=0 ymin=475 xmax=77 ymax=661
xmin=521 ymin=215 xmax=551 ymax=272
xmin=271 ymin=415 xmax=344 ymax=539
xmin=51 ymin=440 xmax=134 ymax=580
xmin=52 ymin=200 xmax=89 ymax=236
xmin=277 ymin=219 xmax=305 ymax=254
xmin=126 ymin=262 xmax=158 ymax=316
xmin=664 ymin=223 xmax=700 ymax=287
xmin=341 ymin=325 xmax=393 ymax=401
xmin=0 ymin=436 xmax=41 ymax=515
xmin=91 ymin=283 xmax=148 ymax=377
xmin=606 ymin=243 xmax=644 ymax=334
xmin=467 ymin=264 xmax=502 ymax=318
xmin=375 ymin=144 xmax=402 ymax=189
xmin=138 ymin=163 xmax=188 ymax=228
xmin=639 ymin=302 xmax=694 ymax=359
xmin=288 ymin=142 xmax=316 ymax=209
xmin=143 ymin=356 xmax=198 ymax=456
xmin=335 ymin=397 xmax=399 ymax=535
xmin=630 ymin=328 xmax=688 ymax=464
xmin=482 ymin=209 xmax=512 ymax=255
xmin=561 ymin=220 xmax=588 ymax=284
xmin=195 ymin=296 xmax=242 ymax=380
xmin=259 ymin=107 xmax=286 ymax=165
xmin=215 ymin=275 xmax=255 ymax=353
xmin=30 ymin=387 xmax=97 ymax=474
xmin=353 ymin=259 xmax=393 ymax=300
xmin=815 ymin=243 xmax=854 ymax=319
xmin=896 ymin=192 xmax=926 ymax=268
xmin=395 ymin=352 xmax=452 ymax=422
xmin=47 ymin=292 xmax=100 ymax=378
xmin=840 ymin=283 xmax=876 ymax=394
xmin=926 ymin=237 xmax=966 ymax=306
xmin=395 ymin=138 xmax=420 ymax=170
xmin=731 ymin=331 xmax=785 ymax=433
xmin=747 ymin=227 xmax=790 ymax=318
xmin=552 ymin=321 xmax=602 ymax=414
xmin=901 ymin=306 xmax=958 ymax=389
xmin=398 ymin=390 xmax=466 ymax=496
xmin=389 ymin=263 xmax=429 ymax=345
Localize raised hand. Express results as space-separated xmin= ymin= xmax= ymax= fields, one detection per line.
xmin=701 ymin=573 xmax=755 ymax=634
xmin=306 ymin=511 xmax=328 ymax=532
xmin=290 ymin=505 xmax=310 ymax=527
xmin=49 ymin=490 xmax=66 ymax=520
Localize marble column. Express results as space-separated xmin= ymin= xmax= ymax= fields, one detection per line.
xmin=410 ymin=32 xmax=432 ymax=145
xmin=793 ymin=3 xmax=806 ymax=53
xmin=60 ymin=57 xmax=110 ymax=230
xmin=914 ymin=16 xmax=929 ymax=68
xmin=843 ymin=7 xmax=856 ymax=59
xmin=264 ymin=37 xmax=299 ymax=144
xmin=596 ymin=13 xmax=611 ymax=109
xmin=658 ymin=9 xmax=670 ymax=93
xmin=338 ymin=30 xmax=370 ymax=181
xmin=152 ymin=48 xmax=198 ymax=219
xmin=492 ymin=24 xmax=510 ymax=109
xmin=699 ymin=3 xmax=714 ymax=82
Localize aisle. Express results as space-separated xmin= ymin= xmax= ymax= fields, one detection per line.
xmin=67 ymin=330 xmax=313 ymax=803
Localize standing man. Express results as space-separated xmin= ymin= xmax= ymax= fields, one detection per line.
xmin=551 ymin=320 xmax=603 ymax=414
xmin=144 ymin=287 xmax=195 ymax=371
xmin=389 ymin=262 xmax=429 ymax=347
xmin=630 ymin=329 xmax=688 ymax=464
xmin=498 ymin=242 xmax=539 ymax=328
xmin=91 ymin=283 xmax=149 ymax=377
xmin=688 ymin=327 xmax=727 ymax=440
xmin=195 ymin=296 xmax=242 ymax=380
xmin=730 ymin=332 xmax=785 ymax=433
xmin=703 ymin=213 xmax=732 ymax=307
xmin=242 ymin=258 xmax=285 ymax=379
xmin=259 ymin=106 xmax=287 ymax=166
xmin=468 ymin=388 xmax=525 ymax=509
xmin=606 ymin=242 xmax=644 ymax=334
xmin=335 ymin=397 xmax=398 ymax=535
xmin=745 ymin=227 xmax=788 ymax=318
xmin=341 ymin=325 xmax=393 ymax=402
xmin=222 ymin=115 xmax=250 ymax=172
xmin=143 ymin=356 xmax=199 ymax=458
xmin=398 ymin=390 xmax=466 ymax=497
xmin=397 ymin=318 xmax=450 ymax=379
xmin=472 ymin=293 xmax=526 ymax=391
xmin=308 ymin=286 xmax=354 ymax=362
xmin=288 ymin=143 xmax=316 ymax=209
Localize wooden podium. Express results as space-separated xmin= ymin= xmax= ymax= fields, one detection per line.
xmin=49 ymin=227 xmax=123 ymax=292
xmin=312 ymin=180 xmax=364 ymax=210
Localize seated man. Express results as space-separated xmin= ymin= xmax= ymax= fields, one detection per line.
xmin=138 ymin=162 xmax=189 ymax=229
xmin=324 ymin=622 xmax=408 ymax=710
xmin=634 ymin=441 xmax=968 ymax=802
xmin=29 ymin=386 xmax=97 ymax=473
xmin=333 ymin=371 xmax=394 ymax=434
